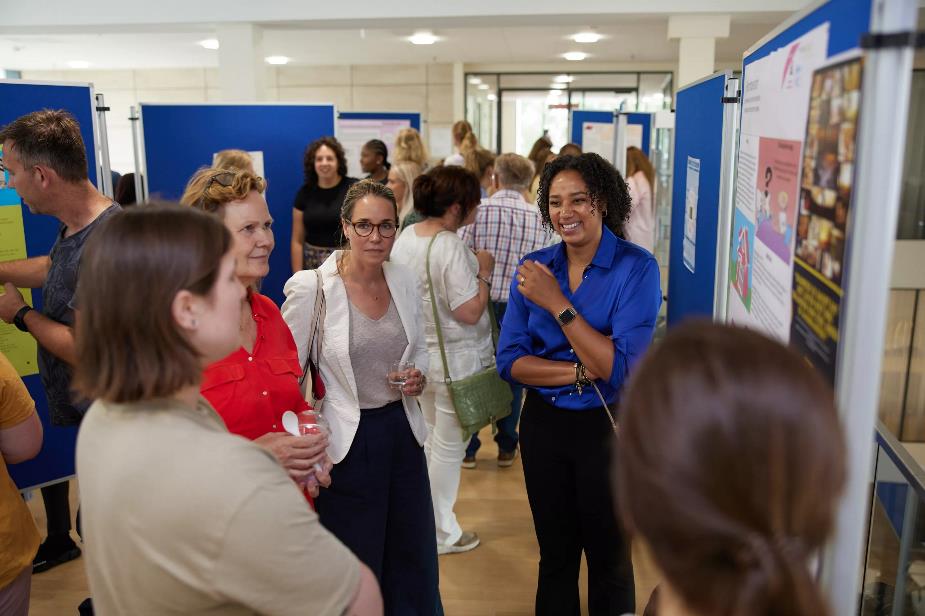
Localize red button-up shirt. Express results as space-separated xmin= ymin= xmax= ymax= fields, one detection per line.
xmin=201 ymin=292 xmax=309 ymax=439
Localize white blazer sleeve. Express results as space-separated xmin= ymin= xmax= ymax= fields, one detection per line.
xmin=409 ymin=274 xmax=429 ymax=374
xmin=281 ymin=270 xmax=319 ymax=369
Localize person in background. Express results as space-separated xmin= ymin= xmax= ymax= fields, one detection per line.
xmin=74 ymin=205 xmax=382 ymax=616
xmin=360 ymin=139 xmax=390 ymax=185
xmin=464 ymin=147 xmax=496 ymax=198
xmin=0 ymin=352 xmax=43 ymax=616
xmin=393 ymin=128 xmax=430 ymax=170
xmin=283 ymin=180 xmax=439 ymax=614
xmin=391 ymin=166 xmax=494 ymax=556
xmin=444 ymin=120 xmax=476 ymax=167
xmin=529 ymin=151 xmax=557 ymax=206
xmin=617 ymin=322 xmax=845 ymax=616
xmin=388 ymin=160 xmax=424 ymax=231
xmin=291 ymin=137 xmax=358 ymax=272
xmin=559 ymin=143 xmax=582 ymax=157
xmin=114 ymin=173 xmax=137 ymax=207
xmin=527 ymin=135 xmax=553 ymax=169
xmin=624 ymin=146 xmax=656 ymax=253
xmin=0 ymin=110 xmax=121 ymax=577
xmin=458 ymin=153 xmax=556 ymax=470
xmin=213 ymin=149 xmax=255 ymax=175
xmin=496 ymin=153 xmax=661 ymax=615
xmin=180 ymin=167 xmax=331 ymax=505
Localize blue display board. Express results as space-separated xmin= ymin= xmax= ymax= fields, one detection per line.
xmin=625 ymin=112 xmax=653 ymax=158
xmin=338 ymin=111 xmax=421 ymax=131
xmin=141 ymin=103 xmax=336 ymax=306
xmin=569 ymin=110 xmax=613 ymax=146
xmin=667 ymin=74 xmax=729 ymax=327
xmin=0 ymin=80 xmax=100 ymax=490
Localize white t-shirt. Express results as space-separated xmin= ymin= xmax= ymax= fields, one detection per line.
xmin=391 ymin=226 xmax=495 ymax=382
xmin=625 ymin=171 xmax=655 ymax=253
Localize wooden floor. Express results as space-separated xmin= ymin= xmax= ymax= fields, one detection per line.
xmin=27 ymin=439 xmax=660 ymax=615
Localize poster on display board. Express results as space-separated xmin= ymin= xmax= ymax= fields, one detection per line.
xmin=0 ymin=146 xmax=38 ymax=378
xmin=683 ymin=156 xmax=700 ymax=274
xmin=726 ymin=23 xmax=829 ymax=342
xmin=790 ymin=54 xmax=863 ymax=385
xmin=338 ymin=118 xmax=412 ymax=178
xmin=581 ymin=122 xmax=615 ymax=164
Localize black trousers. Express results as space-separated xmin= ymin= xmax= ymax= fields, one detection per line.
xmin=316 ymin=401 xmax=441 ymax=616
xmin=520 ymin=390 xmax=634 ymax=616
xmin=41 ymin=481 xmax=72 ymax=537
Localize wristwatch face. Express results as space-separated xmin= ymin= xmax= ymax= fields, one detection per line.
xmin=557 ymin=307 xmax=577 ymax=325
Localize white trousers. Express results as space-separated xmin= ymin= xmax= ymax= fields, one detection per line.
xmin=419 ymin=383 xmax=466 ymax=547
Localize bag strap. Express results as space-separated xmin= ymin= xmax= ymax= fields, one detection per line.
xmin=299 ymin=269 xmax=326 ymax=388
xmin=425 ymin=232 xmax=454 ymax=386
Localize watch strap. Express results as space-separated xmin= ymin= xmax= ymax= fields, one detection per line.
xmin=556 ymin=306 xmax=577 ymax=326
xmin=13 ymin=305 xmax=33 ymax=333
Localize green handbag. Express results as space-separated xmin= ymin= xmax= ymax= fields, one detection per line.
xmin=425 ymin=232 xmax=513 ymax=441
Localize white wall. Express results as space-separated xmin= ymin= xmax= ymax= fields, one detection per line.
xmin=21 ymin=63 xmax=454 ymax=176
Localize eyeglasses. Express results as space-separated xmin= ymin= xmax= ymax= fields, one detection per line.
xmin=345 ymin=220 xmax=398 ymax=238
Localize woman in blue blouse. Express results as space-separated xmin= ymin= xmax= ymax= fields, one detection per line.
xmin=496 ymin=153 xmax=662 ymax=616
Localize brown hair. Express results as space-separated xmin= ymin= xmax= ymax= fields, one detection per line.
xmin=393 ymin=128 xmax=429 ymax=167
xmin=75 ymin=204 xmax=232 ymax=403
xmin=493 ymin=153 xmax=534 ymax=191
xmin=413 ymin=165 xmax=481 ymax=222
xmin=527 ymin=135 xmax=553 ymax=166
xmin=464 ymin=147 xmax=495 ymax=180
xmin=0 ymin=109 xmax=88 ymax=182
xmin=617 ymin=321 xmax=845 ymax=616
xmin=559 ymin=143 xmax=582 ymax=157
xmin=452 ymin=120 xmax=474 ymax=146
xmin=303 ymin=136 xmax=348 ymax=187
xmin=179 ymin=167 xmax=266 ymax=216
xmin=342 ymin=178 xmax=398 ymax=222
xmin=213 ymin=149 xmax=255 ymax=174
xmin=626 ymin=146 xmax=655 ymax=189
xmin=390 ymin=160 xmax=423 ymax=223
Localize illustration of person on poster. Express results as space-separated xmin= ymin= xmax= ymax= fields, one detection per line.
xmin=790 ymin=54 xmax=863 ymax=385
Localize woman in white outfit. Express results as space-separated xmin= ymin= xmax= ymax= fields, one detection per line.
xmin=282 ymin=180 xmax=440 ymax=614
xmin=624 ymin=146 xmax=656 ymax=253
xmin=391 ymin=166 xmax=495 ymax=555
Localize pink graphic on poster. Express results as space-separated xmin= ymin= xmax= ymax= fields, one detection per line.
xmin=755 ymin=137 xmax=801 ymax=264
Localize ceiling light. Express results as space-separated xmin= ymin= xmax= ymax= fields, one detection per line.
xmin=486 ymin=94 xmax=497 ymax=101
xmin=478 ymin=84 xmax=490 ymax=90
xmin=199 ymin=39 xmax=220 ymax=50
xmin=563 ymin=51 xmax=588 ymax=61
xmin=550 ymin=83 xmax=567 ymax=90
xmin=409 ymin=32 xmax=438 ymax=45
xmin=572 ymin=32 xmax=603 ymax=44
xmin=553 ymin=74 xmax=574 ymax=83
xmin=468 ymin=77 xmax=482 ymax=85
xmin=66 ymin=60 xmax=90 ymax=69
xmin=265 ymin=56 xmax=290 ymax=65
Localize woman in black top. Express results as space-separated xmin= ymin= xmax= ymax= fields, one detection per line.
xmin=291 ymin=136 xmax=358 ymax=272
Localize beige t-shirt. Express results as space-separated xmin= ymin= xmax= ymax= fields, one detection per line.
xmin=77 ymin=396 xmax=359 ymax=616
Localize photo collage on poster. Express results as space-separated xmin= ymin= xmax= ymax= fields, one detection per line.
xmin=790 ymin=55 xmax=863 ymax=384
xmin=795 ymin=58 xmax=862 ymax=286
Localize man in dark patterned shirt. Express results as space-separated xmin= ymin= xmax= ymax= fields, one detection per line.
xmin=0 ymin=110 xmax=120 ymax=575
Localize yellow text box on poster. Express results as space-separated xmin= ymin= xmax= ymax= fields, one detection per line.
xmin=0 ymin=204 xmax=38 ymax=377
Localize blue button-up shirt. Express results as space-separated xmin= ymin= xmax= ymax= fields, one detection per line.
xmin=496 ymin=227 xmax=662 ymax=410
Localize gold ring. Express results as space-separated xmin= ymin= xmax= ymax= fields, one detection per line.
xmin=518 ymin=276 xmax=525 ymax=284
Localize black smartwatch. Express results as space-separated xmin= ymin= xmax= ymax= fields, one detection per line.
xmin=13 ymin=305 xmax=33 ymax=333
xmin=555 ymin=306 xmax=578 ymax=327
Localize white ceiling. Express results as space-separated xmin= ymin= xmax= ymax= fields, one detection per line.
xmin=0 ymin=14 xmax=789 ymax=71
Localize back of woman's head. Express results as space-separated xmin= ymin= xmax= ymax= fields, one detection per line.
xmin=413 ymin=165 xmax=481 ymax=221
xmin=617 ymin=321 xmax=845 ymax=616
xmin=302 ymin=136 xmax=348 ymax=185
xmin=537 ymin=152 xmax=631 ymax=238
xmin=626 ymin=146 xmax=655 ymax=188
xmin=114 ymin=173 xmax=137 ymax=207
xmin=180 ymin=167 xmax=266 ymax=216
xmin=527 ymin=136 xmax=554 ymax=164
xmin=452 ymin=120 xmax=473 ymax=146
xmin=75 ymin=205 xmax=231 ymax=403
xmin=393 ymin=128 xmax=429 ymax=166
xmin=464 ymin=147 xmax=495 ymax=179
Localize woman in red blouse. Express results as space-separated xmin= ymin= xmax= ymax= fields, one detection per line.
xmin=181 ymin=167 xmax=331 ymax=500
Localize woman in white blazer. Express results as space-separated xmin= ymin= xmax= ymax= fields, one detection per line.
xmin=282 ymin=180 xmax=439 ymax=615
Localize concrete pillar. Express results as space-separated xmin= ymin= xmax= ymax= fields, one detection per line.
xmin=668 ymin=15 xmax=730 ymax=88
xmin=217 ymin=23 xmax=266 ymax=101
xmin=452 ymin=62 xmax=465 ymax=122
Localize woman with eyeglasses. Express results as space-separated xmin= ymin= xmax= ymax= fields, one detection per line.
xmin=390 ymin=166 xmax=495 ymax=556
xmin=282 ymin=179 xmax=440 ymax=614
xmin=180 ymin=168 xmax=331 ymax=505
